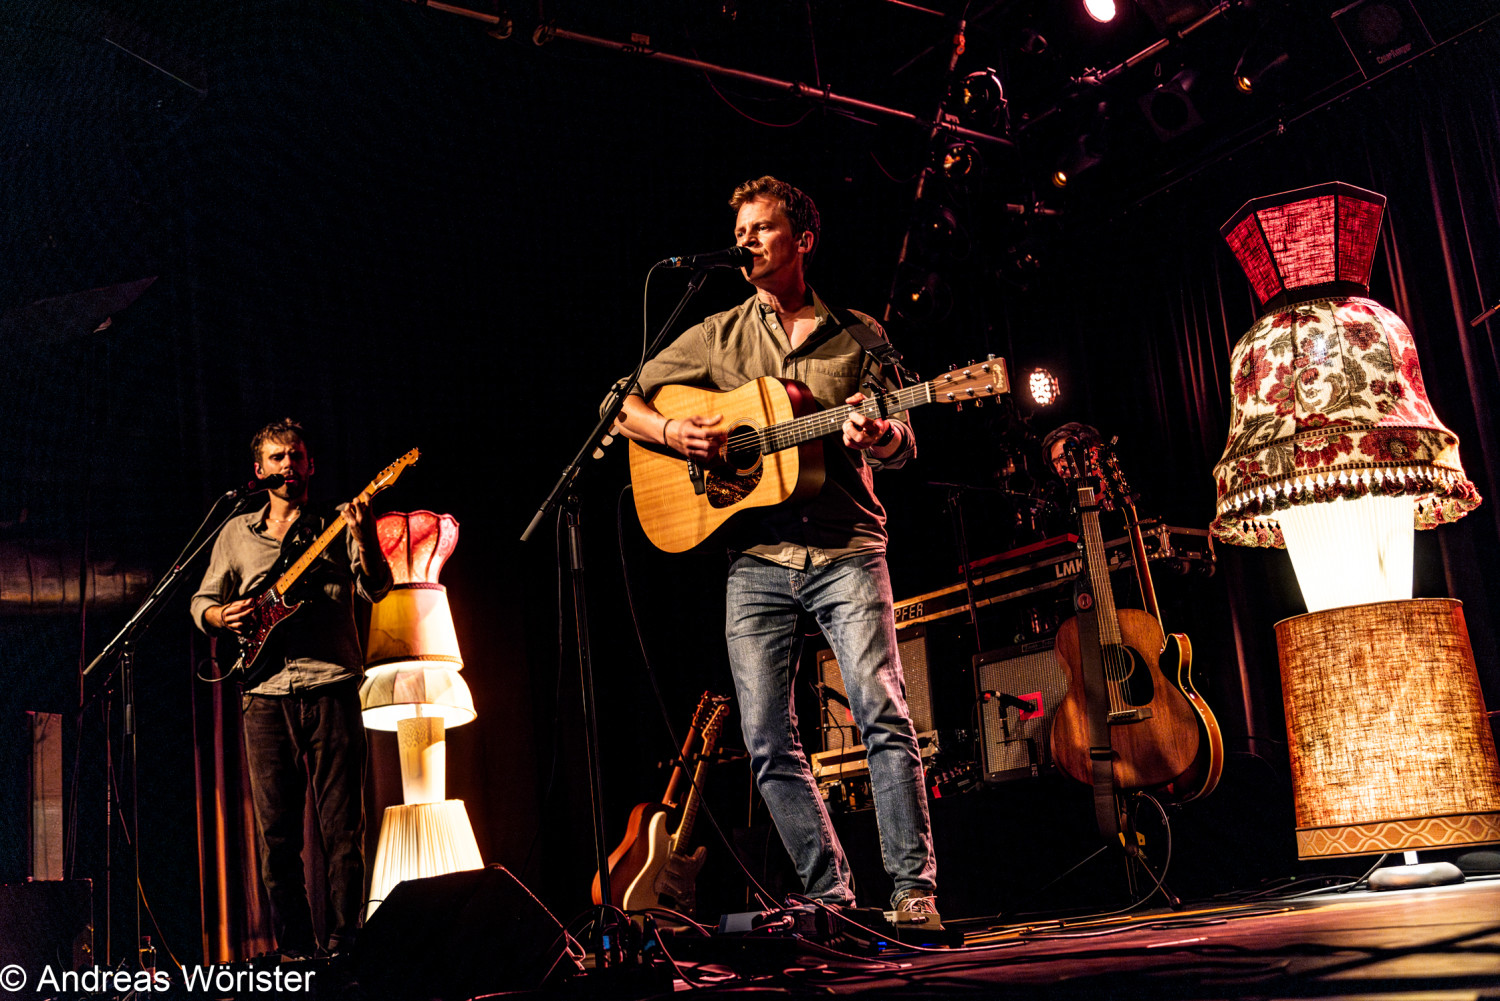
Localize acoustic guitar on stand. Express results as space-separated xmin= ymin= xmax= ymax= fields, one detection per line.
xmin=227 ymin=448 xmax=420 ymax=688
xmin=1099 ymin=448 xmax=1223 ymax=802
xmin=629 ymin=359 xmax=1009 ymax=552
xmin=1048 ymin=442 xmax=1201 ymax=791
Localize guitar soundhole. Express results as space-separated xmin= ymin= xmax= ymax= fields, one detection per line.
xmin=705 ymin=423 xmax=764 ymax=510
xmin=1104 ymin=644 xmax=1155 ymax=707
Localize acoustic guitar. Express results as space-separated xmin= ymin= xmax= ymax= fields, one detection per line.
xmin=629 ymin=360 xmax=1009 ymax=552
xmin=227 ymin=448 xmax=419 ymax=687
xmin=1048 ymin=447 xmax=1200 ymax=791
xmin=1099 ymin=450 xmax=1224 ymax=803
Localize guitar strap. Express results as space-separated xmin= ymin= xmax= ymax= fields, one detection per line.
xmin=824 ymin=303 xmax=916 ymax=408
xmin=1071 ymin=514 xmax=1120 ymax=843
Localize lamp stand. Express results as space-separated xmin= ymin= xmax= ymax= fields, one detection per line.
xmin=365 ymin=715 xmax=482 ymax=920
xmin=1368 ymin=851 xmax=1465 ymax=891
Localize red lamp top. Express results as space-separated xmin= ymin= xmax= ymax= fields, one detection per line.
xmin=376 ymin=510 xmax=459 ymax=585
xmin=1221 ymin=182 xmax=1386 ymax=308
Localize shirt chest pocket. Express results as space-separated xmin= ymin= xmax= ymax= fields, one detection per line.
xmin=793 ymin=355 xmax=865 ymax=406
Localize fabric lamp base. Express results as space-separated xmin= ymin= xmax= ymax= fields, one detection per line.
xmin=1275 ymin=598 xmax=1500 ymax=859
xmin=365 ymin=800 xmax=483 ymax=921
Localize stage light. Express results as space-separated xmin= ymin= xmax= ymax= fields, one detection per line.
xmin=1233 ymin=50 xmax=1290 ymax=93
xmin=1213 ymin=183 xmax=1496 ymax=883
xmin=939 ymin=140 xmax=981 ymax=181
xmin=362 ymin=511 xmax=483 ymax=919
xmin=1028 ymin=368 xmax=1060 ymax=406
xmin=1140 ymin=69 xmax=1202 ymax=141
xmin=958 ymin=69 xmax=1008 ymax=131
xmin=894 ymin=270 xmax=952 ymax=324
xmin=1084 ymin=0 xmax=1117 ymax=22
xmin=1051 ymin=170 xmax=1069 ymax=189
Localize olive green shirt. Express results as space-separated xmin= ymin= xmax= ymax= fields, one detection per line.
xmin=632 ymin=290 xmax=914 ymax=568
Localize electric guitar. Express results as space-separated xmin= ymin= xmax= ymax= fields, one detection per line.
xmin=1048 ymin=444 xmax=1200 ymax=791
xmin=629 ymin=359 xmax=1009 ymax=552
xmin=1099 ymin=449 xmax=1224 ymax=803
xmin=588 ymin=696 xmax=729 ymax=918
xmin=227 ymin=448 xmax=420 ymax=687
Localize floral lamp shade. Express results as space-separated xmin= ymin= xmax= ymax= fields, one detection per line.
xmin=1210 ymin=183 xmax=1480 ymax=573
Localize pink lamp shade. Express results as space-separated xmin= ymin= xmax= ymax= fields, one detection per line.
xmin=378 ymin=510 xmax=459 ymax=585
xmin=1211 ymin=183 xmax=1480 ymax=549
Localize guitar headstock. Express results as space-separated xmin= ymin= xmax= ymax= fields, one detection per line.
xmin=701 ymin=701 xmax=730 ymax=746
xmin=1058 ymin=438 xmax=1115 ymax=512
xmin=1096 ymin=442 xmax=1136 ymax=510
xmin=365 ymin=447 xmax=421 ymax=498
xmin=932 ymin=356 xmax=1009 ymax=407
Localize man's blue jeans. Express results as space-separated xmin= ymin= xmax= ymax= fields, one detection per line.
xmin=725 ymin=550 xmax=936 ymax=907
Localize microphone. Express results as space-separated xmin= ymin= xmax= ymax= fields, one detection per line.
xmin=657 ymin=245 xmax=754 ymax=270
xmin=226 ymin=473 xmax=286 ymax=498
xmin=980 ymin=690 xmax=1038 ymax=714
xmin=815 ymin=683 xmax=851 ymax=710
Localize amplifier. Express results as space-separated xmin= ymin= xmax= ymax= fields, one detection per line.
xmin=975 ymin=639 xmax=1070 ymax=783
xmin=892 ymin=526 xmax=1214 ymax=630
xmin=814 ymin=624 xmax=933 ymax=754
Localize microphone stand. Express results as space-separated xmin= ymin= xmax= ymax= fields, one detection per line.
xmin=80 ymin=488 xmax=259 ymax=965
xmin=520 ymin=267 xmax=711 ymax=972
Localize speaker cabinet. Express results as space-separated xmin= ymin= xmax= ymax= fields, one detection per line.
xmin=356 ymin=866 xmax=577 ymax=999
xmin=814 ymin=624 xmax=933 ymax=753
xmin=975 ymin=639 xmax=1069 ymax=782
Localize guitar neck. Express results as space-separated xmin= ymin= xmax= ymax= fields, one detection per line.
xmin=272 ymin=496 xmax=361 ymax=597
xmin=757 ymin=381 xmax=935 ymax=454
xmin=673 ymin=760 xmax=711 ymax=853
xmin=1077 ymin=486 xmax=1123 ymax=648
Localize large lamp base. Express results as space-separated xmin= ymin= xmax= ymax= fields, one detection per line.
xmin=1275 ymin=598 xmax=1500 ymax=860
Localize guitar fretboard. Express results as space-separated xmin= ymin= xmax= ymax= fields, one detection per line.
xmin=273 ymin=509 xmax=355 ymax=596
xmin=753 ymin=382 xmax=936 ymax=455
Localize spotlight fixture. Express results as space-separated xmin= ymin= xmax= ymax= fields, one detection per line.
xmin=1028 ymin=368 xmax=1061 ymax=406
xmin=1139 ymin=68 xmax=1203 ymax=141
xmin=894 ymin=270 xmax=953 ymax=324
xmin=1233 ymin=50 xmax=1290 ymax=93
xmin=1084 ymin=0 xmax=1117 ymax=22
xmin=914 ymin=202 xmax=970 ymax=258
xmin=958 ymin=69 xmax=1008 ymax=131
xmin=938 ymin=140 xmax=981 ymax=182
xmin=1051 ymin=129 xmax=1106 ymax=188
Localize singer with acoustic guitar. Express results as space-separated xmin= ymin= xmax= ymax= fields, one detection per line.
xmin=191 ymin=419 xmax=392 ymax=959
xmin=614 ymin=177 xmax=938 ymax=918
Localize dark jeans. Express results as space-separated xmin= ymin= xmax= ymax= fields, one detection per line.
xmin=242 ymin=679 xmax=367 ymax=955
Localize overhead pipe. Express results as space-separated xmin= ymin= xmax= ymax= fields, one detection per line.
xmin=1022 ymin=0 xmax=1238 ymax=131
xmin=0 ymin=541 xmax=152 ymax=614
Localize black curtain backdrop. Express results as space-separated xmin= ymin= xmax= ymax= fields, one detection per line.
xmin=2 ymin=0 xmax=1497 ymax=962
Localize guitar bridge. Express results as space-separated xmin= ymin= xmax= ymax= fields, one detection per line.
xmin=1107 ymin=707 xmax=1154 ymax=725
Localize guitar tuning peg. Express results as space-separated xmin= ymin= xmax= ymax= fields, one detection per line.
xmin=974 ymin=399 xmax=983 ymax=407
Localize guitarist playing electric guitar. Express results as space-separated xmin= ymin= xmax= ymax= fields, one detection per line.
xmin=612 ymin=177 xmax=940 ymax=919
xmin=190 ymin=419 xmax=395 ymax=959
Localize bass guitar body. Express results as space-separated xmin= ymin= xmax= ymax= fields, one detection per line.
xmin=629 ymin=378 xmax=824 ymax=553
xmin=1049 ymin=608 xmax=1201 ymax=791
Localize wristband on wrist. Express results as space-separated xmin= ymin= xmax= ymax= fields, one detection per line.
xmin=661 ymin=418 xmax=674 ymax=445
xmin=873 ymin=423 xmax=897 ymax=449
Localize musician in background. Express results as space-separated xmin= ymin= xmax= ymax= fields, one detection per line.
xmin=614 ymin=177 xmax=938 ymax=916
xmin=1042 ymin=422 xmax=1103 ymax=481
xmin=191 ymin=419 xmax=391 ymax=958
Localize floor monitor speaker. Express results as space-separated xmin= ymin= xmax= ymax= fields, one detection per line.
xmin=356 ymin=866 xmax=576 ymax=999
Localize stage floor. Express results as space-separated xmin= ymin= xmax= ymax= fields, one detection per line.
xmin=559 ymin=876 xmax=1500 ymax=1000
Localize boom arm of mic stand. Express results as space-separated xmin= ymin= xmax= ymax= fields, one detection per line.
xmin=520 ymin=267 xmax=711 ymax=543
